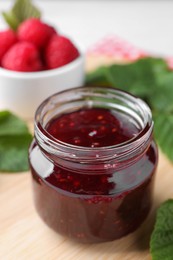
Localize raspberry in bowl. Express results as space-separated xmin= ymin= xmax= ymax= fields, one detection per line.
xmin=0 ymin=18 xmax=85 ymax=118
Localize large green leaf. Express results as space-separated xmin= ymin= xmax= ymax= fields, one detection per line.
xmin=154 ymin=113 xmax=173 ymax=161
xmin=106 ymin=58 xmax=156 ymax=98
xmin=0 ymin=110 xmax=29 ymax=136
xmin=86 ymin=66 xmax=110 ymax=86
xmin=86 ymin=58 xmax=168 ymax=99
xmin=0 ymin=111 xmax=32 ymax=172
xmin=150 ymin=200 xmax=173 ymax=260
xmin=0 ymin=134 xmax=32 ymax=172
xmin=86 ymin=57 xmax=173 ymax=162
xmin=151 ymin=72 xmax=173 ymax=113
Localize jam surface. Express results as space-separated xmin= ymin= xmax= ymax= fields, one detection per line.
xmin=46 ymin=108 xmax=140 ymax=147
xmin=30 ymin=107 xmax=158 ymax=243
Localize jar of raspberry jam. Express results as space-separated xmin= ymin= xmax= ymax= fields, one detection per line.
xmin=29 ymin=86 xmax=158 ymax=243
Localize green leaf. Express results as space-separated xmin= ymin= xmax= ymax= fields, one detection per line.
xmin=2 ymin=0 xmax=41 ymax=30
xmin=150 ymin=200 xmax=173 ymax=260
xmin=151 ymin=72 xmax=173 ymax=113
xmin=86 ymin=67 xmax=110 ymax=86
xmin=86 ymin=58 xmax=168 ymax=101
xmin=86 ymin=57 xmax=173 ymax=162
xmin=154 ymin=113 xmax=173 ymax=161
xmin=2 ymin=11 xmax=20 ymax=31
xmin=0 ymin=134 xmax=32 ymax=172
xmin=0 ymin=111 xmax=32 ymax=172
xmin=106 ymin=59 xmax=155 ymax=96
xmin=12 ymin=0 xmax=41 ymax=22
xmin=0 ymin=110 xmax=30 ymax=136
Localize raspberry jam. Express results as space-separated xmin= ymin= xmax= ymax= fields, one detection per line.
xmin=29 ymin=87 xmax=158 ymax=243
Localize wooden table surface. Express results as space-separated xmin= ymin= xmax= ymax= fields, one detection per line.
xmin=1 ymin=58 xmax=173 ymax=260
xmin=1 ymin=150 xmax=173 ymax=260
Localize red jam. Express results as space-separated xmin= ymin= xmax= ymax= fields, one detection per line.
xmin=45 ymin=108 xmax=140 ymax=195
xmin=30 ymin=107 xmax=157 ymax=243
xmin=46 ymin=108 xmax=139 ymax=148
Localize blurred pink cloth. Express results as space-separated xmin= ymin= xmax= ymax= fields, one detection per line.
xmin=87 ymin=35 xmax=173 ymax=69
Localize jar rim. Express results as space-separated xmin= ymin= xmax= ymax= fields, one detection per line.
xmin=34 ymin=86 xmax=153 ymax=163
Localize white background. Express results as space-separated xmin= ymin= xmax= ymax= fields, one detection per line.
xmin=0 ymin=0 xmax=173 ymax=56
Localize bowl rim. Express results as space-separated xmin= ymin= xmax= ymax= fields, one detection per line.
xmin=0 ymin=48 xmax=85 ymax=79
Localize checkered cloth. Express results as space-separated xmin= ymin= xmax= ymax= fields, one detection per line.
xmin=87 ymin=35 xmax=173 ymax=69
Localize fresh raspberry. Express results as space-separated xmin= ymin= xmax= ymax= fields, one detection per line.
xmin=45 ymin=35 xmax=79 ymax=69
xmin=2 ymin=42 xmax=42 ymax=72
xmin=0 ymin=29 xmax=18 ymax=63
xmin=18 ymin=18 xmax=56 ymax=49
xmin=47 ymin=25 xmax=57 ymax=37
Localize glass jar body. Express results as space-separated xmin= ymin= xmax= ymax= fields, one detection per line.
xmin=29 ymin=140 xmax=157 ymax=243
xmin=29 ymin=86 xmax=158 ymax=243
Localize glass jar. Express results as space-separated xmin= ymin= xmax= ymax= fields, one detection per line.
xmin=29 ymin=86 xmax=158 ymax=243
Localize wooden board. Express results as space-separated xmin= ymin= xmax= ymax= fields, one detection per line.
xmin=1 ymin=59 xmax=173 ymax=260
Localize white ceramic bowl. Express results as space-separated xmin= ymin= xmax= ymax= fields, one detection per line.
xmin=0 ymin=49 xmax=85 ymax=119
